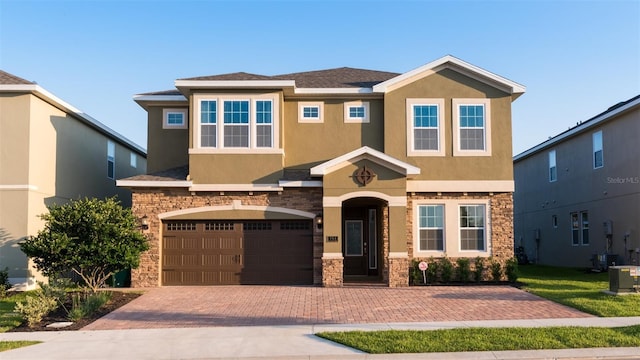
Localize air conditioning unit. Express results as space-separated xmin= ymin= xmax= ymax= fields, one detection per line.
xmin=609 ymin=266 xmax=640 ymax=293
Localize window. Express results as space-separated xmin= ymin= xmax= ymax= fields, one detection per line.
xmin=194 ymin=95 xmax=279 ymax=152
xmin=255 ymin=100 xmax=272 ymax=147
xmin=571 ymin=211 xmax=589 ymax=245
xmin=406 ymin=99 xmax=445 ymax=156
xmin=130 ymin=152 xmax=137 ymax=168
xmin=549 ymin=150 xmax=557 ymax=182
xmin=593 ymin=131 xmax=603 ymax=169
xmin=344 ymin=101 xmax=369 ymax=123
xmin=413 ymin=199 xmax=489 ymax=258
xmin=460 ymin=205 xmax=486 ymax=251
xmin=452 ymin=99 xmax=491 ymax=156
xmin=223 ymin=100 xmax=249 ymax=147
xmin=107 ymin=141 xmax=115 ymax=179
xmin=299 ymin=102 xmax=323 ymax=123
xmin=163 ymin=108 xmax=187 ymax=129
xmin=581 ymin=212 xmax=589 ymax=245
xmin=418 ymin=205 xmax=444 ymax=251
xmin=200 ymin=100 xmax=217 ymax=147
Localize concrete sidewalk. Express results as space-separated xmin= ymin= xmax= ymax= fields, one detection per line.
xmin=3 ymin=317 xmax=640 ymax=359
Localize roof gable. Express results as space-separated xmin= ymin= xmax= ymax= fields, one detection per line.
xmin=0 ymin=70 xmax=34 ymax=85
xmin=372 ymin=55 xmax=526 ymax=98
xmin=310 ymin=146 xmax=420 ymax=177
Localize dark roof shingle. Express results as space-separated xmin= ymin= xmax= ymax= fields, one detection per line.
xmin=0 ymin=70 xmax=34 ymax=85
xmin=121 ymin=165 xmax=189 ymax=182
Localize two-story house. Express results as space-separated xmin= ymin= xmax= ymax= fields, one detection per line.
xmin=0 ymin=70 xmax=147 ymax=289
xmin=514 ymin=95 xmax=639 ymax=268
xmin=119 ymin=55 xmax=525 ymax=287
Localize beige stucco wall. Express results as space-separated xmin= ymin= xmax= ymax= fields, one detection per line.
xmin=0 ymin=92 xmax=146 ymax=286
xmin=384 ymin=69 xmax=514 ymax=181
xmin=146 ymin=106 xmax=189 ymax=173
xmin=190 ymin=154 xmax=283 ymax=184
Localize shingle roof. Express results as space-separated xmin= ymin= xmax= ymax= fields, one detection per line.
xmin=120 ymin=165 xmax=189 ymax=182
xmin=137 ymin=89 xmax=183 ymax=96
xmin=0 ymin=70 xmax=34 ymax=85
xmin=179 ymin=68 xmax=400 ymax=89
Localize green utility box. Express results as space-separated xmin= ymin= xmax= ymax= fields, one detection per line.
xmin=609 ymin=266 xmax=640 ymax=293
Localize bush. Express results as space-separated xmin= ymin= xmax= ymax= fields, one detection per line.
xmin=426 ymin=258 xmax=439 ymax=283
xmin=440 ymin=257 xmax=454 ymax=283
xmin=68 ymin=291 xmax=112 ymax=321
xmin=490 ymin=259 xmax=502 ymax=282
xmin=473 ymin=257 xmax=485 ymax=282
xmin=456 ymin=258 xmax=471 ymax=283
xmin=14 ymin=290 xmax=58 ymax=327
xmin=411 ymin=260 xmax=423 ymax=285
xmin=506 ymin=257 xmax=519 ymax=283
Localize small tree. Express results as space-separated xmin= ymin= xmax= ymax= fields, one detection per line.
xmin=20 ymin=197 xmax=149 ymax=292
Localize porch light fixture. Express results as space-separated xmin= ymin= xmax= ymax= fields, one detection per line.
xmin=140 ymin=215 xmax=149 ymax=230
xmin=315 ymin=213 xmax=323 ymax=230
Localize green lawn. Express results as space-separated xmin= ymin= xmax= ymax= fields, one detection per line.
xmin=318 ymin=265 xmax=640 ymax=354
xmin=0 ymin=292 xmax=28 ymax=332
xmin=0 ymin=341 xmax=40 ymax=352
xmin=519 ymin=265 xmax=640 ymax=317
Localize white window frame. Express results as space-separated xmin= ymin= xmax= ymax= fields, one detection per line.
xmin=107 ymin=141 xmax=115 ymax=180
xmin=406 ymin=98 xmax=445 ymax=157
xmin=222 ymin=99 xmax=251 ymax=148
xmin=549 ymin=150 xmax=557 ymax=182
xmin=459 ymin=204 xmax=487 ymax=252
xmin=417 ymin=204 xmax=445 ymax=252
xmin=191 ymin=93 xmax=281 ymax=154
xmin=593 ymin=131 xmax=603 ymax=169
xmin=298 ymin=102 xmax=323 ymax=123
xmin=452 ymin=98 xmax=492 ymax=156
xmin=162 ymin=108 xmax=188 ymax=129
xmin=413 ymin=198 xmax=490 ymax=258
xmin=130 ymin=152 xmax=137 ymax=168
xmin=344 ymin=101 xmax=370 ymax=123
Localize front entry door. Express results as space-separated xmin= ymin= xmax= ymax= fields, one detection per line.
xmin=343 ymin=207 xmax=378 ymax=276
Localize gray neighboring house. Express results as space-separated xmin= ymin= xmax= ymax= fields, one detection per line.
xmin=514 ymin=95 xmax=640 ymax=268
xmin=0 ymin=70 xmax=147 ymax=289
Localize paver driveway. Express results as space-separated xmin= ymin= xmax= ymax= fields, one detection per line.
xmin=83 ymin=285 xmax=592 ymax=330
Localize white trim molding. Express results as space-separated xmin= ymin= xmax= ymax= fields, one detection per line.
xmin=0 ymin=184 xmax=39 ymax=191
xmin=388 ymin=252 xmax=409 ymax=258
xmin=176 ymin=79 xmax=295 ymax=90
xmin=407 ymin=180 xmax=514 ymax=192
xmin=322 ymin=253 xmax=344 ymax=259
xmin=406 ymin=98 xmax=446 ymax=157
xmin=159 ymin=201 xmax=316 ymax=220
xmin=298 ymin=101 xmax=324 ymax=123
xmin=344 ymin=101 xmax=370 ymax=123
xmin=452 ymin=98 xmax=492 ymax=157
xmin=311 ymin=146 xmax=420 ymax=177
xmin=116 ymin=180 xmax=192 ymax=188
xmin=278 ymin=180 xmax=323 ymax=188
xmin=295 ymin=88 xmax=373 ymax=95
xmin=189 ymin=183 xmax=283 ymax=192
xmin=162 ymin=108 xmax=188 ymax=129
xmin=324 ymin=192 xmax=407 ymax=207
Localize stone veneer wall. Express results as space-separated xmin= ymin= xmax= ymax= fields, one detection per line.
xmin=388 ymin=256 xmax=409 ymax=287
xmin=405 ymin=192 xmax=514 ymax=280
xmin=321 ymin=258 xmax=343 ymax=287
xmin=130 ymin=188 xmax=323 ymax=287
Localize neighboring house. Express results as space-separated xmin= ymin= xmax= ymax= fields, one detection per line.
xmin=119 ymin=55 xmax=525 ymax=287
xmin=0 ymin=70 xmax=147 ymax=289
xmin=514 ymin=95 xmax=640 ymax=268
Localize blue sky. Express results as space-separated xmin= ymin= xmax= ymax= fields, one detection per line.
xmin=1 ymin=0 xmax=638 ymax=155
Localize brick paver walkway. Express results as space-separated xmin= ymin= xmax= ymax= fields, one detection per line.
xmin=83 ymin=285 xmax=592 ymax=330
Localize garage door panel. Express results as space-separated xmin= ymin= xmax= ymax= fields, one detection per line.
xmin=163 ymin=220 xmax=312 ymax=285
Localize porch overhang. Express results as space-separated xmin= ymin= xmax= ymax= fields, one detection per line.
xmin=310 ymin=146 xmax=420 ymax=178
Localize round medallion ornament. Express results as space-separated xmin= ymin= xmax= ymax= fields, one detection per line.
xmin=355 ymin=166 xmax=376 ymax=186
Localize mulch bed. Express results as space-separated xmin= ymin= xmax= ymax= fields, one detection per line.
xmin=8 ymin=290 xmax=141 ymax=332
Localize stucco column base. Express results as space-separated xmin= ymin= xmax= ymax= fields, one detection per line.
xmin=322 ymin=256 xmax=344 ymax=287
xmin=388 ymin=253 xmax=410 ymax=287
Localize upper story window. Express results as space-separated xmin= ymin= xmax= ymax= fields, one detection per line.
xmin=130 ymin=152 xmax=137 ymax=168
xmin=107 ymin=141 xmax=115 ymax=179
xmin=163 ymin=108 xmax=187 ymax=129
xmin=298 ymin=102 xmax=323 ymax=123
xmin=344 ymin=101 xmax=369 ymax=123
xmin=452 ymin=99 xmax=491 ymax=156
xmin=549 ymin=150 xmax=557 ymax=182
xmin=406 ymin=98 xmax=445 ymax=156
xmin=192 ymin=94 xmax=279 ymax=153
xmin=593 ymin=131 xmax=603 ymax=169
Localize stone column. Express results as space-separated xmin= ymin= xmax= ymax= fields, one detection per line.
xmin=388 ymin=205 xmax=409 ymax=287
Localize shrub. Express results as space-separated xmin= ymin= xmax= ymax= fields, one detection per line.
xmin=68 ymin=291 xmax=112 ymax=321
xmin=426 ymin=257 xmax=439 ymax=283
xmin=473 ymin=257 xmax=485 ymax=282
xmin=14 ymin=290 xmax=58 ymax=327
xmin=505 ymin=257 xmax=519 ymax=283
xmin=410 ymin=260 xmax=423 ymax=285
xmin=490 ymin=258 xmax=502 ymax=282
xmin=440 ymin=257 xmax=454 ymax=283
xmin=0 ymin=267 xmax=10 ymax=288
xmin=456 ymin=258 xmax=471 ymax=283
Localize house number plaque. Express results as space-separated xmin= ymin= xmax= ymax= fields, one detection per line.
xmin=326 ymin=236 xmax=338 ymax=242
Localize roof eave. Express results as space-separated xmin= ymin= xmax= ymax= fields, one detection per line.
xmin=310 ymin=146 xmax=421 ymax=177
xmin=175 ymin=79 xmax=296 ymax=91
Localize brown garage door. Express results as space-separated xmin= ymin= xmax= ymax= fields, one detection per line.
xmin=162 ymin=220 xmax=313 ymax=285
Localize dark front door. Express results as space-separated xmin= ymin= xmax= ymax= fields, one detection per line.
xmin=343 ymin=206 xmax=379 ymax=277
